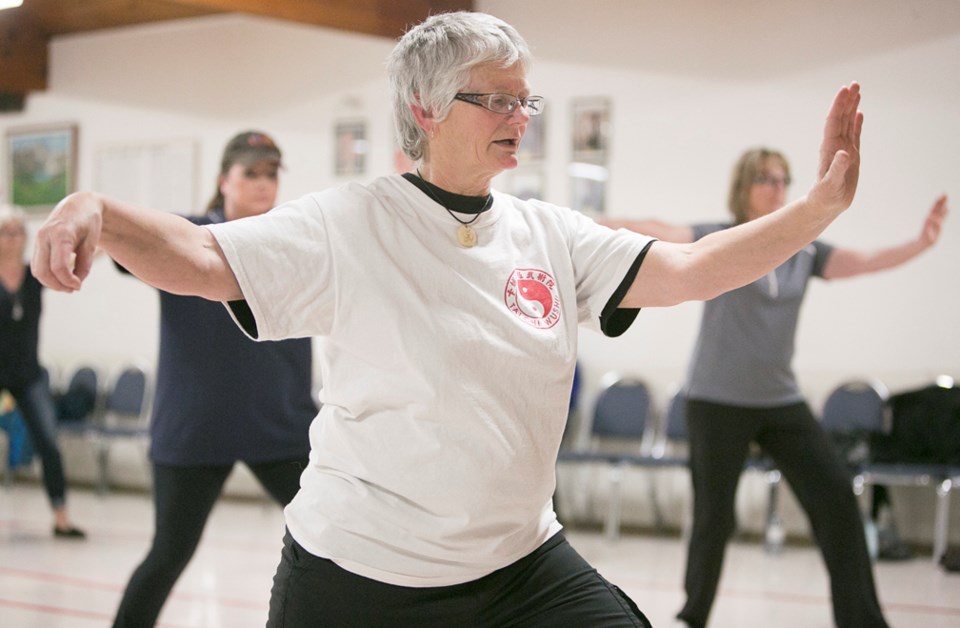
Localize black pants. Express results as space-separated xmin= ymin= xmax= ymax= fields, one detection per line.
xmin=112 ymin=457 xmax=307 ymax=628
xmin=6 ymin=378 xmax=67 ymax=508
xmin=677 ymin=400 xmax=888 ymax=628
xmin=268 ymin=531 xmax=651 ymax=627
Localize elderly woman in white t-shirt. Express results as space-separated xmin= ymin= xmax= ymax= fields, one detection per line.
xmin=32 ymin=11 xmax=863 ymax=627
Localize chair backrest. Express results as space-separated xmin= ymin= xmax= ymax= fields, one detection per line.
xmin=559 ymin=361 xmax=584 ymax=451
xmin=664 ymin=389 xmax=688 ymax=441
xmin=589 ymin=373 xmax=656 ymax=455
xmin=67 ymin=366 xmax=99 ymax=398
xmin=821 ymin=379 xmax=890 ymax=434
xmin=650 ymin=387 xmax=688 ymax=459
xmin=40 ymin=365 xmax=53 ymax=388
xmin=569 ymin=361 xmax=582 ymax=414
xmin=58 ymin=365 xmax=101 ymax=423
xmin=103 ymin=364 xmax=153 ymax=427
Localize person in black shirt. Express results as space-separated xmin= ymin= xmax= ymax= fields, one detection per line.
xmin=110 ymin=132 xmax=317 ymax=627
xmin=0 ymin=204 xmax=85 ymax=538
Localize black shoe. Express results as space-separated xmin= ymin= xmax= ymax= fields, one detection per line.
xmin=876 ymin=526 xmax=912 ymax=561
xmin=877 ymin=539 xmax=913 ymax=561
xmin=53 ymin=525 xmax=87 ymax=539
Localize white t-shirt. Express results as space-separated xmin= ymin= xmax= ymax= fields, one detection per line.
xmin=207 ymin=174 xmax=653 ymax=587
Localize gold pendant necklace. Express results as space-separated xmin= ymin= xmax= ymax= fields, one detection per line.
xmin=456 ymin=224 xmax=478 ymax=247
xmin=416 ymin=170 xmax=492 ymax=248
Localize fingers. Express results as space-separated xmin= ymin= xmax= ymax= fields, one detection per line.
xmin=31 ymin=225 xmax=82 ymax=292
xmin=838 ymin=83 xmax=861 ymax=145
xmin=820 ymin=82 xmax=862 ymax=181
xmin=41 ymin=237 xmax=83 ymax=292
xmin=846 ymin=83 xmax=861 ymax=136
xmin=933 ymin=194 xmax=948 ymax=215
xmin=929 ymin=195 xmax=948 ymax=228
xmin=30 ymin=192 xmax=105 ymax=292
xmin=29 ymin=238 xmax=54 ymax=289
xmin=919 ymin=195 xmax=948 ymax=245
xmin=73 ymin=246 xmax=95 ymax=283
xmin=853 ymin=110 xmax=863 ymax=154
xmin=827 ymin=82 xmax=858 ymax=131
xmin=925 ymin=195 xmax=948 ymax=222
xmin=823 ymin=149 xmax=851 ymax=189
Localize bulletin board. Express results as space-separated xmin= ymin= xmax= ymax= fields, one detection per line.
xmin=94 ymin=139 xmax=197 ymax=213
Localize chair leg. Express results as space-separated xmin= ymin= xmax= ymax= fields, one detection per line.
xmin=763 ymin=469 xmax=785 ymax=554
xmin=647 ymin=470 xmax=665 ymax=531
xmin=852 ymin=473 xmax=866 ymax=497
xmin=139 ymin=437 xmax=153 ymax=497
xmin=850 ymin=475 xmax=879 ymax=562
xmin=96 ymin=441 xmax=109 ymax=496
xmin=606 ymin=463 xmax=624 ymax=542
xmin=934 ymin=478 xmax=954 ymax=565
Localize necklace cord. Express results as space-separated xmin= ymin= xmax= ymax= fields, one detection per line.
xmin=415 ymin=170 xmax=493 ymax=226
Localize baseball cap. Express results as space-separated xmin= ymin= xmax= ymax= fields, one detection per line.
xmin=220 ymin=131 xmax=282 ymax=170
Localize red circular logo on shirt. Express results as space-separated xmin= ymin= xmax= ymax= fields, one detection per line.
xmin=504 ymin=268 xmax=561 ymax=329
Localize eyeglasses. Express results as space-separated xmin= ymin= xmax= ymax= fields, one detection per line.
xmin=453 ymin=93 xmax=545 ymax=116
xmin=753 ymin=173 xmax=791 ymax=188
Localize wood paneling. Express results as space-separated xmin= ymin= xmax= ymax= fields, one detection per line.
xmin=0 ymin=17 xmax=47 ymax=91
xmin=167 ymin=0 xmax=473 ymax=38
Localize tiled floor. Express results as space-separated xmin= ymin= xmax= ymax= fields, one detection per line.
xmin=1 ymin=483 xmax=959 ymax=627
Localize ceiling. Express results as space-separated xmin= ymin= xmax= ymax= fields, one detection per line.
xmin=0 ymin=0 xmax=473 ymax=96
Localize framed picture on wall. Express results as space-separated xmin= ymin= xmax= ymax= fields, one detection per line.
xmin=335 ymin=120 xmax=367 ymax=176
xmin=571 ymin=98 xmax=610 ymax=163
xmin=517 ymin=110 xmax=545 ymax=163
xmin=569 ymin=161 xmax=608 ymax=216
xmin=4 ymin=123 xmax=78 ymax=211
xmin=507 ymin=165 xmax=545 ymax=201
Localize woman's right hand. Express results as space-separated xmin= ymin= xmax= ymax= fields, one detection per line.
xmin=31 ymin=191 xmax=104 ymax=292
xmin=807 ymin=82 xmax=864 ymax=219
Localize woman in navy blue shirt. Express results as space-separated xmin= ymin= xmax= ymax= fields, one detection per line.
xmin=1 ymin=205 xmax=85 ymax=538
xmin=112 ymin=132 xmax=317 ymax=628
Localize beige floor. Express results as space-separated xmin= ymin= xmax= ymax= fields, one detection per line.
xmin=1 ymin=483 xmax=959 ymax=628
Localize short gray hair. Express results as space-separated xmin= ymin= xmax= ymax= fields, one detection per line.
xmin=387 ymin=11 xmax=533 ymax=162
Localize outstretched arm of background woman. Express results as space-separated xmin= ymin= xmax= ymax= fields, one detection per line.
xmin=822 ymin=194 xmax=948 ymax=279
xmin=622 ymin=82 xmax=864 ymax=308
xmin=31 ymin=192 xmax=243 ymax=301
xmin=598 ymin=218 xmax=694 ymax=243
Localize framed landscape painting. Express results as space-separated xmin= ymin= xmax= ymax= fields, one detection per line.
xmin=5 ymin=124 xmax=78 ymax=211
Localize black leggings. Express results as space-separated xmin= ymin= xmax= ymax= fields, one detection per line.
xmin=7 ymin=378 xmax=67 ymax=508
xmin=112 ymin=457 xmax=307 ymax=628
xmin=268 ymin=531 xmax=651 ymax=628
xmin=677 ymin=400 xmax=888 ymax=628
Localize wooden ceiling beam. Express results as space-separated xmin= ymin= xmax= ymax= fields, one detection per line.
xmin=24 ymin=0 xmax=222 ymax=36
xmin=0 ymin=0 xmax=474 ymax=98
xmin=165 ymin=0 xmax=474 ymax=39
xmin=0 ymin=0 xmax=221 ymax=96
xmin=0 ymin=12 xmax=48 ymax=92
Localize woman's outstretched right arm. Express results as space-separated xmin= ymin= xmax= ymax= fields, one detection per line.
xmin=31 ymin=191 xmax=243 ymax=301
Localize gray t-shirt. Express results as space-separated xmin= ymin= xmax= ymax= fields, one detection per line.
xmin=684 ymin=223 xmax=834 ymax=407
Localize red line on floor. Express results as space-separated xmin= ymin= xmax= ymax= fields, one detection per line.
xmin=0 ymin=567 xmax=267 ymax=609
xmin=0 ymin=597 xmax=113 ymax=621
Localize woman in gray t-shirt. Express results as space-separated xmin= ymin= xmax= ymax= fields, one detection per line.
xmin=605 ymin=147 xmax=947 ymax=628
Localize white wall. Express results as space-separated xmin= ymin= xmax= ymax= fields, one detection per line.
xmin=481 ymin=0 xmax=960 ymax=405
xmin=2 ymin=2 xmax=959 ymax=540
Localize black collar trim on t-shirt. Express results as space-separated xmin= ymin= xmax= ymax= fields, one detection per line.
xmin=402 ymin=172 xmax=490 ymax=214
